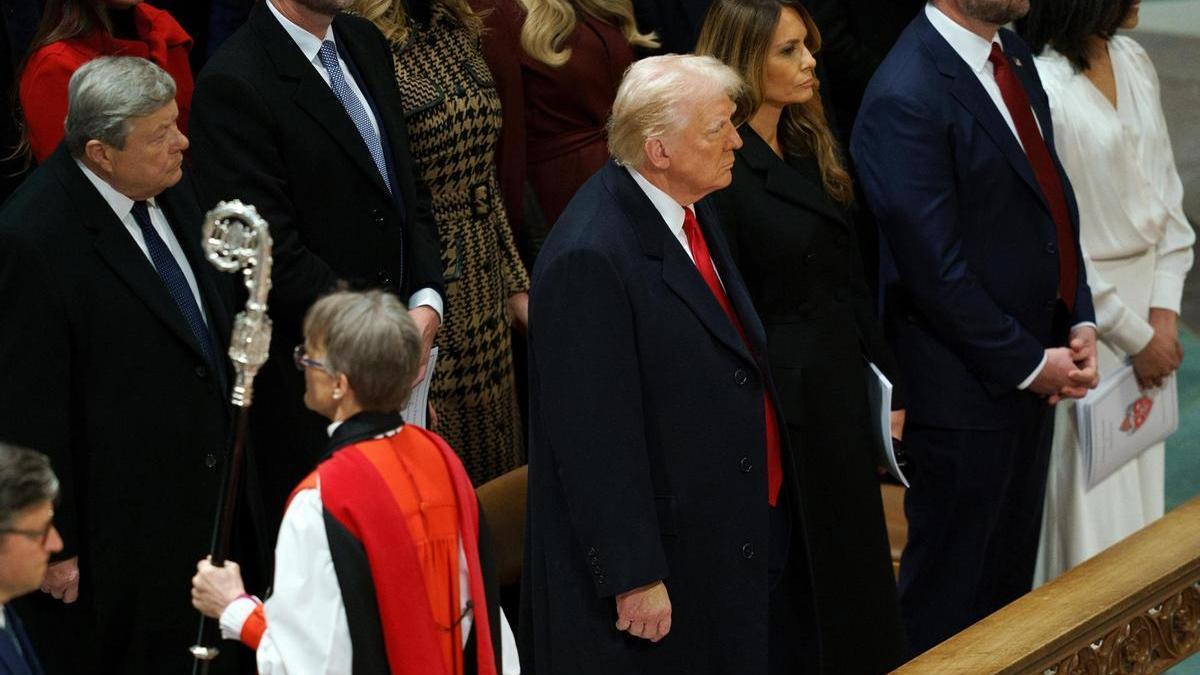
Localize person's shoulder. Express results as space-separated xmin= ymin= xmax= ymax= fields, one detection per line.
xmin=134 ymin=3 xmax=191 ymax=42
xmin=1109 ymin=34 xmax=1155 ymax=76
xmin=0 ymin=169 xmax=76 ymax=251
xmin=332 ymin=11 xmax=388 ymax=45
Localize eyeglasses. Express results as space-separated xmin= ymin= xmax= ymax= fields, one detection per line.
xmin=0 ymin=520 xmax=57 ymax=547
xmin=293 ymin=344 xmax=331 ymax=373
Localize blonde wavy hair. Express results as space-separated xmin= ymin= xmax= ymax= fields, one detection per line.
xmin=695 ymin=0 xmax=853 ymax=204
xmin=353 ymin=0 xmax=484 ymax=44
xmin=518 ymin=0 xmax=658 ymax=67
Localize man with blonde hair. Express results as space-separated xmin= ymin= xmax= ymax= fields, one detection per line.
xmin=521 ymin=54 xmax=813 ymax=674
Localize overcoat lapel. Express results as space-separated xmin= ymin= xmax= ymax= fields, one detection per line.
xmin=738 ymin=127 xmax=848 ymax=228
xmin=49 ymin=150 xmax=210 ymax=365
xmin=250 ymin=3 xmax=392 ymax=198
xmin=603 ymin=163 xmax=753 ymax=363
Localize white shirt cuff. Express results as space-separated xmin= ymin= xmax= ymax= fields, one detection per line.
xmin=1017 ymin=353 xmax=1047 ymax=390
xmin=408 ymin=288 xmax=444 ymax=323
xmin=219 ymin=595 xmax=261 ymax=641
xmin=1070 ymin=321 xmax=1097 ymax=333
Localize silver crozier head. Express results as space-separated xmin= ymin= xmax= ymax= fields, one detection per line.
xmin=202 ymin=200 xmax=273 ymax=408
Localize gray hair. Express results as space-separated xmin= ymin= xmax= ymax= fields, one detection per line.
xmin=0 ymin=443 xmax=59 ymax=529
xmin=302 ymin=290 xmax=424 ymax=412
xmin=607 ymin=54 xmax=745 ymax=168
xmin=64 ymin=56 xmax=177 ymax=158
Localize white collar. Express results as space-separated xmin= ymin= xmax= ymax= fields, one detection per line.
xmin=925 ymin=3 xmax=1004 ymax=75
xmin=75 ymin=159 xmax=158 ymax=220
xmin=267 ymin=0 xmax=336 ymax=63
xmin=626 ymin=168 xmax=693 ymax=240
xmin=326 ymin=419 xmax=343 ymax=437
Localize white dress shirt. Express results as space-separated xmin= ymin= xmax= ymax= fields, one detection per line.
xmin=925 ymin=3 xmax=1094 ymax=390
xmin=265 ymin=1 xmax=443 ymax=321
xmin=76 ymin=161 xmax=208 ymax=324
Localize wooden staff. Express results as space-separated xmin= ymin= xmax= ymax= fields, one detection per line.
xmin=189 ymin=201 xmax=273 ymax=674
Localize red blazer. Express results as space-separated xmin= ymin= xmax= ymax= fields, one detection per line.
xmin=19 ymin=3 xmax=193 ymax=163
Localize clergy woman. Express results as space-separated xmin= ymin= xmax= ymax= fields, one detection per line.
xmin=191 ymin=290 xmax=519 ymax=674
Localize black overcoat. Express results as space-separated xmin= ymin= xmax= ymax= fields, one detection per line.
xmin=519 ymin=161 xmax=811 ymax=674
xmin=0 ymin=146 xmax=236 ymax=673
xmin=712 ymin=126 xmax=907 ymax=672
xmin=189 ymin=2 xmax=445 ymax=532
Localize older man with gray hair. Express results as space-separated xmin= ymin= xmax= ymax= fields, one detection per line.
xmin=0 ymin=56 xmax=240 ymax=674
xmin=521 ymin=54 xmax=815 ymax=674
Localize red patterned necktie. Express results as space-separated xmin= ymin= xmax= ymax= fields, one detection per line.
xmin=988 ymin=43 xmax=1078 ymax=310
xmin=682 ymin=207 xmax=783 ymax=506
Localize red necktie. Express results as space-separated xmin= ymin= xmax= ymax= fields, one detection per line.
xmin=988 ymin=43 xmax=1078 ymax=310
xmin=683 ymin=207 xmax=783 ymax=506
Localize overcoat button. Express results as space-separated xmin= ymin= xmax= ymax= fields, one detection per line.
xmin=734 ymin=369 xmax=749 ymax=386
xmin=741 ymin=543 xmax=755 ymax=559
xmin=1045 ymin=242 xmax=1057 ymax=254
xmin=205 ymin=453 xmax=217 ymax=468
xmin=739 ymin=457 xmax=753 ymax=473
xmin=194 ymin=365 xmax=207 ymax=378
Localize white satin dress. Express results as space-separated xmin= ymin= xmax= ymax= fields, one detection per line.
xmin=1033 ymin=35 xmax=1195 ymax=585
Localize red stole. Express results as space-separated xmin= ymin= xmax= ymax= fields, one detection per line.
xmin=311 ymin=426 xmax=499 ymax=675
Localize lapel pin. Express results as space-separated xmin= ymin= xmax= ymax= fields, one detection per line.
xmin=1014 ymin=57 xmax=1023 ymax=67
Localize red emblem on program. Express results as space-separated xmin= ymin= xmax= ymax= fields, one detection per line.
xmin=1119 ymin=396 xmax=1154 ymax=434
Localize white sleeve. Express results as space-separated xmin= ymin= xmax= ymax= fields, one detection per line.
xmin=499 ymin=607 xmax=521 ymax=675
xmin=256 ymin=486 xmax=353 ymax=675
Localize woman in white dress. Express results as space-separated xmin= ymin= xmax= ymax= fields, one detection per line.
xmin=1019 ymin=0 xmax=1195 ymax=584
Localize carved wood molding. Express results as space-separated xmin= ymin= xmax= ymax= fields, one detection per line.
xmin=1041 ymin=582 xmax=1200 ymax=675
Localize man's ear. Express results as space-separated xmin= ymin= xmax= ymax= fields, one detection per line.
xmin=83 ymin=140 xmax=114 ymax=174
xmin=643 ymin=137 xmax=670 ymax=170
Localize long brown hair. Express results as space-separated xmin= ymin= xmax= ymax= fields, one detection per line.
xmin=352 ymin=0 xmax=484 ymax=44
xmin=695 ymin=0 xmax=852 ymax=204
xmin=518 ymin=0 xmax=657 ymax=67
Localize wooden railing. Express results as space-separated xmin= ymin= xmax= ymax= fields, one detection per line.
xmin=892 ymin=495 xmax=1200 ymax=674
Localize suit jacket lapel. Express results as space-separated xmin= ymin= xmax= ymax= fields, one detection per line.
xmin=49 ymin=151 xmax=209 ymax=364
xmin=604 ymin=163 xmax=751 ymax=362
xmin=918 ymin=14 xmax=1050 ymax=215
xmin=251 ymin=3 xmax=392 ymax=198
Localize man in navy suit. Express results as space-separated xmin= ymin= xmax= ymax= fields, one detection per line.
xmin=521 ymin=55 xmax=815 ymax=674
xmin=851 ymin=0 xmax=1099 ymax=654
xmin=0 ymin=443 xmax=62 ymax=675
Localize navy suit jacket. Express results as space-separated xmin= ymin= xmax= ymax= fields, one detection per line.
xmin=850 ymin=13 xmax=1094 ymax=429
xmin=0 ymin=606 xmax=41 ymax=675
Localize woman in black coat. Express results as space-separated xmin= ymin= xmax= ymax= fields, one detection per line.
xmin=698 ymin=1 xmax=906 ymax=671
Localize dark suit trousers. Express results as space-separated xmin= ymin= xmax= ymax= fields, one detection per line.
xmin=898 ymin=402 xmax=1055 ymax=654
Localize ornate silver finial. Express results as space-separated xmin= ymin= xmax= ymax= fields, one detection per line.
xmin=202 ymin=200 xmax=273 ymax=408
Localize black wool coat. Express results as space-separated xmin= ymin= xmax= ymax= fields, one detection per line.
xmin=189 ymin=2 xmax=445 ymax=534
xmin=519 ymin=161 xmax=811 ymax=674
xmin=0 ymin=146 xmax=237 ymax=674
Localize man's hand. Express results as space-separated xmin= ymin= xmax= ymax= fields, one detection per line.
xmin=1134 ymin=309 xmax=1182 ymax=389
xmin=40 ymin=556 xmax=80 ymax=604
xmin=890 ymin=409 xmax=906 ymax=441
xmin=191 ymin=558 xmax=246 ymax=620
xmin=614 ymin=581 xmax=672 ymax=643
xmin=507 ymin=291 xmax=530 ymax=334
xmin=408 ymin=305 xmax=441 ymax=387
xmin=1030 ymin=347 xmax=1087 ymax=404
xmin=1065 ymin=326 xmax=1100 ymax=394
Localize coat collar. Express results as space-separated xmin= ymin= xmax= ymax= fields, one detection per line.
xmin=736 ymin=124 xmax=849 ymax=228
xmin=915 ymin=11 xmax=1053 ymax=217
xmin=249 ymin=2 xmax=394 ymax=198
xmin=46 ymin=146 xmax=223 ymax=370
xmin=600 ymin=161 xmax=761 ymax=364
xmin=323 ymin=410 xmax=405 ymax=460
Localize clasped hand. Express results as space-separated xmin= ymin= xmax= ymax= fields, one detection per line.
xmin=1030 ymin=326 xmax=1100 ymax=404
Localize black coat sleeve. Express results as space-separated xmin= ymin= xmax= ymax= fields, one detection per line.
xmin=0 ymin=229 xmax=80 ymax=557
xmin=529 ymin=247 xmax=670 ymax=598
